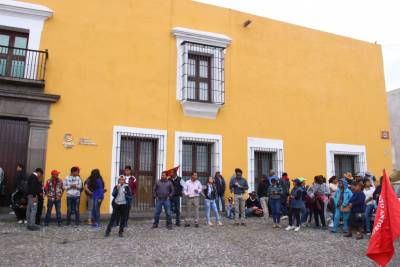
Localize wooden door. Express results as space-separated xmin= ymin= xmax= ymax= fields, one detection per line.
xmin=119 ymin=137 xmax=157 ymax=211
xmin=0 ymin=117 xmax=29 ymax=205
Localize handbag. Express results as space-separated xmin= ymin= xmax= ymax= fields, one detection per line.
xmin=340 ymin=206 xmax=351 ymax=212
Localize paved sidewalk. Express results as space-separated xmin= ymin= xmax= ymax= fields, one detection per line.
xmin=0 ymin=217 xmax=398 ymax=267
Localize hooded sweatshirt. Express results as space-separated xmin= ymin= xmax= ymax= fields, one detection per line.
xmin=333 ymin=179 xmax=353 ymax=209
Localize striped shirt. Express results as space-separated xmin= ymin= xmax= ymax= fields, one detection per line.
xmin=267 ymin=184 xmax=283 ymax=199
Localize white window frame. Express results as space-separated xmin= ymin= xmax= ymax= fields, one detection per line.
xmin=172 ymin=27 xmax=231 ymax=119
xmin=110 ymin=126 xmax=167 ymax=212
xmin=247 ymin=137 xmax=285 ymax=191
xmin=174 ymin=131 xmax=222 ymax=179
xmin=326 ymin=143 xmax=367 ymax=179
xmin=0 ymin=0 xmax=53 ymax=80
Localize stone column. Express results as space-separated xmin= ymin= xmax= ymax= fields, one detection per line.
xmin=26 ymin=119 xmax=51 ymax=173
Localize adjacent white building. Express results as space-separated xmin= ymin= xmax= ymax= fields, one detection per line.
xmin=388 ymin=88 xmax=400 ymax=170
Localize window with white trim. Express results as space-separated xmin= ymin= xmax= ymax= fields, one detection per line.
xmin=325 ymin=143 xmax=367 ymax=178
xmin=248 ymin=137 xmax=285 ymax=191
xmin=181 ymin=42 xmax=224 ymax=104
xmin=172 ymin=27 xmax=231 ymax=119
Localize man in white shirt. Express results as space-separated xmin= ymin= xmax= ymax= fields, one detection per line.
xmin=183 ymin=172 xmax=202 ymax=227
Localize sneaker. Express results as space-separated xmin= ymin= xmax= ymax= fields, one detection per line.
xmin=152 ymin=224 xmax=158 ymax=229
xmin=118 ymin=232 xmax=123 ymax=237
xmin=184 ymin=224 xmax=190 ymax=227
xmin=87 ymin=220 xmax=92 ymax=225
xmin=301 ymin=223 xmax=307 ymax=228
xmin=176 ymin=222 xmax=181 ymax=227
xmin=344 ymin=233 xmax=353 ymax=238
xmin=276 ymin=224 xmax=282 ymax=228
xmin=356 ymin=233 xmax=363 ymax=240
xmin=281 ymin=215 xmax=288 ymax=220
xmin=272 ymin=224 xmax=277 ymax=228
xmin=104 ymin=232 xmax=110 ymax=237
xmin=241 ymin=222 xmax=246 ymax=226
xmin=328 ymin=222 xmax=334 ymax=228
xmin=286 ymin=226 xmax=295 ymax=231
xmin=27 ymin=225 xmax=40 ymax=231
xmin=208 ymin=222 xmax=214 ymax=226
xmin=217 ymin=221 xmax=223 ymax=226
xmin=167 ymin=225 xmax=173 ymax=230
xmin=91 ymin=223 xmax=99 ymax=229
xmin=294 ymin=226 xmax=300 ymax=232
xmin=234 ymin=222 xmax=240 ymax=226
xmin=18 ymin=220 xmax=23 ymax=224
xmin=23 ymin=220 xmax=27 ymax=224
xmin=195 ymin=223 xmax=199 ymax=228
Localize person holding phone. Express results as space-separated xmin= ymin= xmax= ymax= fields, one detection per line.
xmin=183 ymin=172 xmax=202 ymax=227
xmin=105 ymin=175 xmax=132 ymax=237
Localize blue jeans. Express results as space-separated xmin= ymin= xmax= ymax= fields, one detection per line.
xmin=205 ymin=199 xmax=220 ymax=224
xmin=66 ymin=196 xmax=80 ymax=225
xmin=44 ymin=199 xmax=62 ymax=225
xmin=92 ymin=198 xmax=102 ymax=225
xmin=332 ymin=209 xmax=350 ymax=233
xmin=300 ymin=206 xmax=308 ymax=224
xmin=281 ymin=197 xmax=288 ymax=216
xmin=270 ymin=198 xmax=281 ymax=224
xmin=245 ymin=208 xmax=254 ymax=217
xmin=170 ymin=196 xmax=181 ymax=224
xmin=365 ymin=204 xmax=375 ymax=233
xmin=215 ymin=193 xmax=225 ymax=212
xmin=153 ymin=198 xmax=172 ymax=226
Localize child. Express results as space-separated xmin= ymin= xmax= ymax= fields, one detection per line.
xmin=105 ymin=175 xmax=132 ymax=237
xmin=226 ymin=197 xmax=235 ymax=219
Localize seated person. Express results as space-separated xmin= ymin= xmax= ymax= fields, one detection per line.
xmin=245 ymin=191 xmax=263 ymax=217
xmin=226 ymin=196 xmax=235 ymax=219
xmin=12 ymin=191 xmax=27 ymax=224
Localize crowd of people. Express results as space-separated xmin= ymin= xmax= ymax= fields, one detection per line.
xmin=3 ymin=163 xmax=381 ymax=240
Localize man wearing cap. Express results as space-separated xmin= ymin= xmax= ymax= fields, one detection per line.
xmin=44 ymin=170 xmax=64 ymax=226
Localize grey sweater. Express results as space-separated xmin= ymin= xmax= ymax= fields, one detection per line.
xmin=153 ymin=179 xmax=174 ymax=200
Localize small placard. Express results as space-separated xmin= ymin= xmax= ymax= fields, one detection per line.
xmin=79 ymin=137 xmax=97 ymax=146
xmin=381 ymin=130 xmax=390 ymax=139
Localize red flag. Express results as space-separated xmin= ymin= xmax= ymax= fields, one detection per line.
xmin=165 ymin=166 xmax=180 ymax=177
xmin=367 ymin=170 xmax=400 ymax=266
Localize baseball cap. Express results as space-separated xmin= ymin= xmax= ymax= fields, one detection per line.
xmin=51 ymin=170 xmax=60 ymax=175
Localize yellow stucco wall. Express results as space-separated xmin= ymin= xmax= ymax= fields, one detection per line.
xmin=24 ymin=0 xmax=391 ymax=213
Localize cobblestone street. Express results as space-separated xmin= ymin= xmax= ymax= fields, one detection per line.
xmin=1 ymin=217 xmax=398 ymax=267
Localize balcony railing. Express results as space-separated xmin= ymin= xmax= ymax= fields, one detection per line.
xmin=0 ymin=45 xmax=48 ymax=83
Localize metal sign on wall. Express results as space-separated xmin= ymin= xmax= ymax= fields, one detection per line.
xmin=381 ymin=130 xmax=390 ymax=139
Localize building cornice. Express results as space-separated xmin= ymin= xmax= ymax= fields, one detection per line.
xmin=0 ymin=88 xmax=60 ymax=103
xmin=0 ymin=0 xmax=53 ymax=18
xmin=172 ymin=27 xmax=231 ymax=48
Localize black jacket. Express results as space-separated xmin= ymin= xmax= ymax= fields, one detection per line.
xmin=171 ymin=176 xmax=183 ymax=197
xmin=257 ymin=180 xmax=270 ymax=198
xmin=14 ymin=170 xmax=26 ymax=191
xmin=27 ymin=173 xmax=43 ymax=197
xmin=214 ymin=176 xmax=226 ymax=195
xmin=246 ymin=197 xmax=261 ymax=209
xmin=203 ymin=184 xmax=217 ymax=200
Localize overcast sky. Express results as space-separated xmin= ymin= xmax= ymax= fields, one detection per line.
xmin=196 ymin=0 xmax=400 ymax=91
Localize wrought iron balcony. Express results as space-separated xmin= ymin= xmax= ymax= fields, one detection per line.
xmin=0 ymin=45 xmax=48 ymax=86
